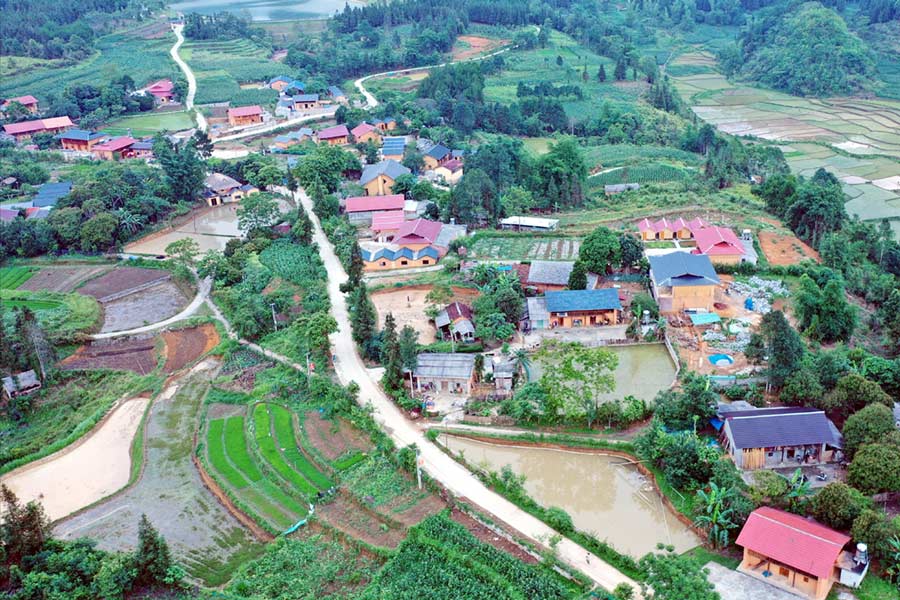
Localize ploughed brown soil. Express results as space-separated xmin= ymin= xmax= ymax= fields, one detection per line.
xmin=19 ymin=265 xmax=112 ymax=293
xmin=758 ymin=231 xmax=820 ymax=266
xmin=78 ymin=267 xmax=170 ymax=300
xmin=450 ymin=508 xmax=538 ymax=564
xmin=451 ymin=35 xmax=508 ymax=60
xmin=317 ymin=492 xmax=406 ymax=549
xmin=60 ymin=336 xmax=158 ymax=374
xmin=303 ymin=411 xmax=372 ymax=461
xmin=162 ymin=324 xmax=220 ymax=372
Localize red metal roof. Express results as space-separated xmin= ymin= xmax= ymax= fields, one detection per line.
xmin=317 ymin=124 xmax=350 ymax=139
xmin=440 ymin=158 xmax=463 ymax=172
xmin=3 ymin=116 xmax=72 ymax=135
xmin=370 ymin=210 xmax=406 ymax=231
xmin=228 ymin=105 xmax=262 ymax=117
xmin=351 ymin=122 xmax=376 ymax=137
xmin=4 ymin=95 xmax=38 ymax=106
xmin=42 ymin=116 xmax=73 ymax=129
xmin=147 ymin=79 xmax=174 ymax=93
xmin=693 ymin=226 xmax=745 ymax=255
xmin=93 ymin=136 xmax=137 ymax=152
xmin=736 ymin=507 xmax=850 ymax=579
xmin=396 ymin=218 xmax=442 ymax=245
xmin=446 ymin=301 xmax=472 ymax=321
xmin=345 ymin=194 xmax=404 ymax=213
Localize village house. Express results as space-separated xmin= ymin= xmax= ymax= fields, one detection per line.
xmin=524 ymin=261 xmax=575 ymax=293
xmin=692 ymin=226 xmax=746 ymax=264
xmin=275 ymin=98 xmax=294 ymax=118
xmin=274 ymin=128 xmax=313 ymax=149
xmin=637 ymin=216 xmax=708 ymax=241
xmin=145 ymin=79 xmax=175 ymax=103
xmin=370 ymin=210 xmax=407 ymax=242
xmin=433 ymin=158 xmax=463 ymax=184
xmin=499 ymin=216 xmax=559 ymax=232
xmin=269 ymin=76 xmax=304 ymax=92
xmin=381 ymin=136 xmax=406 ymax=161
xmin=736 ymin=507 xmax=868 ymax=600
xmin=1 ymin=177 xmax=18 ymax=189
xmin=203 ymin=173 xmax=258 ymax=206
xmin=435 ymin=302 xmax=475 ymax=342
xmin=91 ymin=136 xmax=137 ymax=160
xmin=344 ymin=194 xmax=405 ymax=225
xmin=2 ymin=95 xmax=40 ymax=114
xmin=351 ymin=122 xmax=381 ymax=144
xmin=316 ymin=124 xmax=350 ymax=146
xmin=373 ymin=117 xmax=397 ymax=132
xmin=129 ymin=140 xmax=154 ymax=159
xmin=411 ymin=353 xmax=476 ymax=395
xmin=537 ymin=288 xmax=622 ymax=328
xmin=648 ymin=253 xmax=720 ymax=312
xmin=361 ymin=218 xmax=463 ymax=271
xmin=423 ymin=143 xmax=452 ymax=170
xmin=717 ymin=406 xmax=843 ymax=470
xmin=360 ymin=160 xmax=410 ymax=196
xmin=227 ymin=105 xmax=263 ymax=127
xmin=3 ymin=116 xmax=73 ymax=142
xmin=57 ymin=129 xmax=107 ymax=152
xmin=292 ymin=94 xmax=320 ymax=110
xmin=1 ymin=370 xmax=42 ymax=402
xmin=488 ymin=357 xmax=516 ymax=396
xmin=327 ymin=86 xmax=347 ymax=104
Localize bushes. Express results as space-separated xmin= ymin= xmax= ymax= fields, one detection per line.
xmin=811 ymin=482 xmax=870 ymax=531
xmin=545 ymin=506 xmax=574 ymax=533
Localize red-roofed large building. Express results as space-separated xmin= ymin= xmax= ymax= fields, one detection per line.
xmin=3 ymin=116 xmax=73 ymax=141
xmin=316 ymin=124 xmax=350 ymax=146
xmin=737 ymin=506 xmax=868 ymax=599
xmin=2 ymin=95 xmax=39 ymax=114
xmin=692 ymin=226 xmax=745 ymax=264
xmin=345 ymin=194 xmax=405 ymax=224
xmin=370 ymin=210 xmax=407 ymax=242
xmin=227 ymin=105 xmax=262 ymax=126
xmin=637 ymin=216 xmax=708 ymax=241
xmin=92 ymin=136 xmax=137 ymax=160
xmin=146 ymin=79 xmax=175 ymax=103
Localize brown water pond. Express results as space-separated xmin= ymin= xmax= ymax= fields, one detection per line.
xmin=441 ymin=435 xmax=701 ymax=558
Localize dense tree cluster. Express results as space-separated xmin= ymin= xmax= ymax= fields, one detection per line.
xmin=183 ymin=11 xmax=266 ymax=42
xmin=38 ymin=76 xmax=159 ymax=129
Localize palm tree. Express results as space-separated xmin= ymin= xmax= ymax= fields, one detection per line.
xmin=693 ymin=482 xmax=737 ymax=549
xmin=512 ymin=348 xmax=531 ymax=382
xmin=786 ymin=468 xmax=811 ymax=511
xmin=116 ymin=209 xmax=144 ymax=234
xmin=885 ymin=536 xmax=900 ymax=584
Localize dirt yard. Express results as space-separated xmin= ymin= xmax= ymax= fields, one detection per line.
xmin=758 ymin=231 xmax=820 ymax=266
xmin=60 ymin=336 xmax=159 ymax=374
xmin=0 ymin=397 xmax=149 ymax=521
xmin=451 ymin=35 xmax=508 ymax=60
xmin=100 ymin=281 xmax=188 ymax=333
xmin=370 ymin=285 xmax=480 ymax=343
xmin=162 ymin=324 xmax=220 ymax=372
xmin=303 ymin=411 xmax=372 ymax=461
xmin=19 ymin=265 xmax=113 ymax=293
xmin=77 ymin=267 xmax=171 ymax=301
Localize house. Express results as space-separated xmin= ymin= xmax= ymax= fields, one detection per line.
xmin=435 ymin=302 xmax=475 ymax=342
xmin=146 ymin=79 xmax=175 ymax=103
xmin=203 ymin=173 xmax=258 ymax=206
xmin=227 ymin=105 xmax=262 ymax=126
xmin=692 ymin=226 xmax=746 ymax=264
xmin=57 ymin=129 xmax=107 ymax=152
xmin=541 ymin=288 xmax=623 ymax=328
xmin=648 ymin=253 xmax=720 ymax=312
xmin=316 ymin=124 xmax=350 ymax=146
xmin=525 ymin=261 xmax=575 ymax=292
xmin=605 ymin=183 xmax=640 ymax=195
xmin=359 ymin=160 xmax=410 ymax=196
xmin=92 ymin=136 xmax=137 ymax=160
xmin=736 ymin=506 xmax=868 ymax=600
xmin=500 ymin=216 xmax=558 ymax=232
xmin=719 ymin=406 xmax=842 ymax=471
xmin=433 ymin=158 xmax=463 ymax=184
xmin=1 ymin=370 xmax=41 ymax=402
xmin=275 ymin=98 xmax=294 ymax=118
xmin=274 ymin=128 xmax=312 ymax=149
xmin=327 ymin=86 xmax=347 ymax=104
xmin=292 ymin=94 xmax=320 ymax=110
xmin=526 ymin=296 xmax=551 ymax=330
xmin=637 ymin=216 xmax=708 ymax=241
xmin=351 ymin=122 xmax=381 ymax=144
xmin=361 ymin=219 xmax=462 ymax=271
xmin=129 ymin=140 xmax=154 ymax=159
xmin=370 ymin=210 xmax=407 ymax=242
xmin=24 ymin=207 xmax=50 ymax=220
xmin=361 ymin=245 xmax=440 ymax=270
xmin=344 ymin=194 xmax=405 ymax=225
xmin=1 ymin=176 xmax=18 ymax=189
xmin=268 ymin=76 xmax=297 ymax=92
xmin=411 ymin=353 xmax=476 ymax=395
xmin=3 ymin=116 xmax=73 ymax=141
xmin=381 ymin=136 xmax=406 ymax=161
xmin=489 ymin=357 xmax=516 ymax=396
xmin=32 ymin=181 xmax=72 ymax=208
xmin=2 ymin=95 xmax=39 ymax=114
xmin=423 ymin=144 xmax=451 ymax=170
xmin=373 ymin=118 xmax=397 ymax=132
xmin=394 ymin=218 xmax=443 ymax=248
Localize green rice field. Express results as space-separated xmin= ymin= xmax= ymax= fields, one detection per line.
xmin=0 ymin=266 xmax=36 ymax=290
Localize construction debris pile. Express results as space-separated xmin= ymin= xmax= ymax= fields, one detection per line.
xmin=728 ymin=277 xmax=789 ymax=314
xmin=703 ymin=329 xmax=751 ymax=352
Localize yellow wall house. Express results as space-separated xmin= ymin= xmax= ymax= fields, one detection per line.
xmin=203 ymin=173 xmax=258 ymax=207
xmin=359 ymin=160 xmax=411 ymax=196
xmin=648 ymin=253 xmax=720 ymax=312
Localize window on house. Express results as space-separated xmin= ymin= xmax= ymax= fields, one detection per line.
xmin=422 ymin=260 xmax=430 ymax=265
xmin=380 ymin=262 xmax=387 ymax=267
xmin=401 ymin=260 xmax=408 ymax=265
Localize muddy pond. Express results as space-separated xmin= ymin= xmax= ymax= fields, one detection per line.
xmin=441 ymin=435 xmax=701 ymax=557
xmin=170 ymin=0 xmax=364 ymax=20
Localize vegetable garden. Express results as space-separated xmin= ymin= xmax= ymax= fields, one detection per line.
xmin=589 ymin=163 xmax=692 ymax=186
xmin=182 ymin=38 xmax=282 ymax=105
xmin=0 ymin=266 xmax=35 ymax=290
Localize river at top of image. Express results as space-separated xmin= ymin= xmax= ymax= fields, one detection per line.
xmin=170 ymin=0 xmax=365 ymax=21
xmin=441 ymin=435 xmax=701 ymax=558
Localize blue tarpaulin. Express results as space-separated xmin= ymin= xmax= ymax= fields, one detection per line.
xmin=710 ymin=418 xmax=724 ymax=431
xmin=689 ymin=312 xmax=722 ymax=326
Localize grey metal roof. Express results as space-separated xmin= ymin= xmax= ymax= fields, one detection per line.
xmin=527 ymin=261 xmax=574 ymax=286
xmin=434 ymin=309 xmax=451 ymax=328
xmin=726 ymin=408 xmax=842 ymax=449
xmin=434 ymin=223 xmax=465 ymax=249
xmin=205 ymin=172 xmax=241 ymax=192
xmin=2 ymin=369 xmax=39 ymax=394
xmin=545 ymin=289 xmax=622 ymax=313
xmin=426 ymin=144 xmax=451 ymax=160
xmin=33 ymin=181 xmax=72 ymax=207
xmin=452 ymin=319 xmax=475 ymax=337
xmin=359 ymin=160 xmax=410 ymax=185
xmin=414 ymin=353 xmax=475 ymax=380
xmin=649 ymin=253 xmax=720 ymax=287
xmin=527 ymin=297 xmax=549 ymax=322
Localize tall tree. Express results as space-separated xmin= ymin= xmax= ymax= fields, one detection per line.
xmin=579 ymin=226 xmax=621 ymax=274
xmin=349 ymin=285 xmax=378 ymax=360
xmin=152 ymin=136 xmax=205 ymax=203
xmin=134 ymin=514 xmax=172 ymax=587
xmin=760 ymin=311 xmax=804 ymax=391
xmin=381 ymin=313 xmax=403 ymax=393
xmin=536 ymin=340 xmax=618 ymax=428
xmin=236 ymin=193 xmax=280 ymax=234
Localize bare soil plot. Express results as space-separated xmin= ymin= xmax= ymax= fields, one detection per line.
xmin=302 ymin=411 xmax=372 ymax=462
xmin=60 ymin=336 xmax=159 ymax=374
xmin=77 ymin=267 xmax=171 ymax=301
xmin=370 ymin=285 xmax=480 ymax=343
xmin=54 ymin=361 xmax=264 ymax=585
xmin=758 ymin=231 xmax=820 ymax=266
xmin=19 ymin=265 xmax=113 ymax=293
xmin=0 ymin=397 xmax=149 ymax=522
xmin=451 ymin=35 xmax=509 ymax=61
xmin=317 ymin=492 xmax=406 ymax=549
xmin=162 ymin=323 xmax=220 ymax=372
xmin=388 ymin=493 xmax=446 ymax=527
xmin=100 ymin=281 xmax=188 ymax=333
xmin=450 ymin=509 xmax=537 ymax=564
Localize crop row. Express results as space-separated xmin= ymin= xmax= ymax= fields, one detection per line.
xmin=269 ymin=404 xmax=332 ymax=489
xmin=0 ymin=267 xmax=35 ymax=290
xmin=590 ymin=163 xmax=690 ymax=186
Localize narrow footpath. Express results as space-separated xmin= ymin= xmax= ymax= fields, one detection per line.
xmin=169 ymin=24 xmax=208 ymax=132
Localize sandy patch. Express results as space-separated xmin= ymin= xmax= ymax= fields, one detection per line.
xmin=370 ymin=285 xmax=479 ymax=343
xmin=758 ymin=231 xmax=820 ymax=266
xmin=834 ymin=140 xmax=872 ymax=152
xmin=1 ymin=398 xmax=149 ymax=521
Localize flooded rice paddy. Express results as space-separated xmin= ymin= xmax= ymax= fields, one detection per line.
xmin=442 ymin=435 xmax=701 ymax=557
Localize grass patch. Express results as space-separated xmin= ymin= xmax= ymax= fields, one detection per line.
xmin=1 ymin=289 xmax=101 ymax=342
xmin=333 ymin=451 xmax=368 ymax=471
xmin=683 ymin=546 xmax=740 ymax=570
xmin=206 ymin=419 xmax=251 ymax=489
xmin=206 ymin=387 xmax=253 ymax=405
xmin=340 ymin=454 xmax=415 ymax=507
xmin=103 ymin=110 xmax=195 ymax=136
xmin=851 ymin=574 xmax=900 ymax=600
xmin=590 ymin=163 xmax=692 ymax=186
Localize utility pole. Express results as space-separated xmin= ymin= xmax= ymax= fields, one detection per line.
xmin=416 ymin=450 xmax=423 ymax=490
xmin=270 ymin=302 xmax=278 ymax=331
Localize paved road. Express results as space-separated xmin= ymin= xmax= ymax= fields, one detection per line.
xmin=169 ymin=24 xmax=207 ymax=132
xmin=212 ymin=107 xmax=337 ymax=143
xmin=89 ymin=276 xmax=211 ymax=340
xmin=288 ymin=187 xmax=639 ymax=594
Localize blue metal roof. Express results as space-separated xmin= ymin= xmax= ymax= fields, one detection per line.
xmin=32 ymin=181 xmax=72 ymax=207
xmin=361 ymin=246 xmax=439 ymax=262
xmin=689 ymin=312 xmax=722 ymax=325
xmin=292 ymin=94 xmax=319 ymax=102
xmin=269 ymin=75 xmax=292 ymax=84
xmin=544 ymin=289 xmax=622 ymax=313
xmin=425 ymin=144 xmax=451 ymax=160
xmin=328 ymin=86 xmax=345 ymax=97
xmin=649 ymin=253 xmax=720 ymax=287
xmin=56 ymin=129 xmax=104 ymax=142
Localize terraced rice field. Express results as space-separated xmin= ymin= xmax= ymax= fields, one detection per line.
xmin=469 ymin=236 xmax=581 ymax=261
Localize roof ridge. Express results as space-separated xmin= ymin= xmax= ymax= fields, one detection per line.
xmin=755 ymin=512 xmax=845 ymax=547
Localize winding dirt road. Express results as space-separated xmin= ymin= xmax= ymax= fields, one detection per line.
xmin=170 ymin=24 xmax=207 ymax=132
